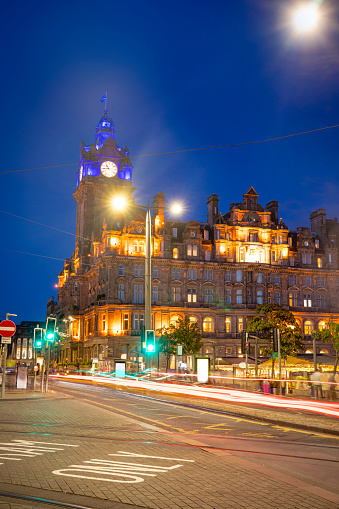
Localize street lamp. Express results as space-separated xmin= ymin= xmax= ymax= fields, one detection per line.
xmin=112 ymin=196 xmax=182 ymax=362
xmin=292 ymin=3 xmax=320 ymax=32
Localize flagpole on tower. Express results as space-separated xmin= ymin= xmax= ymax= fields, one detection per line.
xmin=100 ymin=91 xmax=108 ymax=113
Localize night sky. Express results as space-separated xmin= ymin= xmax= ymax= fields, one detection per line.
xmin=1 ymin=0 xmax=339 ymax=323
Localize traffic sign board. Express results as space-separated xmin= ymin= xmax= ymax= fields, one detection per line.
xmin=0 ymin=320 xmax=16 ymax=338
xmin=1 ymin=337 xmax=11 ymax=344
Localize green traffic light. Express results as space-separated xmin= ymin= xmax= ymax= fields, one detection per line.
xmin=47 ymin=333 xmax=54 ymax=340
xmin=146 ymin=344 xmax=155 ymax=352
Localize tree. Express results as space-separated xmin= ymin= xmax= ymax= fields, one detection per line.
xmin=313 ymin=321 xmax=339 ymax=373
xmin=247 ymin=304 xmax=304 ymax=376
xmin=157 ymin=333 xmax=177 ymax=371
xmin=157 ymin=317 xmax=203 ymax=371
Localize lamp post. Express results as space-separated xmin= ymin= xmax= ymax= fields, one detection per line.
xmin=112 ymin=197 xmax=181 ymax=368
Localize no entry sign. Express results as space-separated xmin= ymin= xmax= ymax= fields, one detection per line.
xmin=0 ymin=320 xmax=16 ymax=338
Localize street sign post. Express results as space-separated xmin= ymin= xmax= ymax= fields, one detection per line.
xmin=1 ymin=315 xmax=17 ymax=399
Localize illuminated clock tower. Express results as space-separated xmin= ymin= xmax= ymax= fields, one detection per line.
xmin=73 ymin=109 xmax=134 ymax=265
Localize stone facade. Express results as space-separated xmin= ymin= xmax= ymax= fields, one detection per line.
xmin=49 ymin=112 xmax=339 ymax=366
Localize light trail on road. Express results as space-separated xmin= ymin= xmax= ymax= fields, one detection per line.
xmin=50 ymin=374 xmax=339 ymax=418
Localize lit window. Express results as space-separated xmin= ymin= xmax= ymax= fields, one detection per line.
xmin=303 ymin=294 xmax=312 ymax=307
xmin=315 ymin=239 xmax=319 ymax=249
xmin=187 ymin=245 xmax=192 ymax=256
xmin=203 ymin=317 xmax=214 ymax=332
xmin=317 ymin=257 xmax=322 ymax=268
xmin=225 ymin=317 xmax=231 ymax=333
xmin=238 ymin=317 xmax=243 ymax=332
xmin=187 ymin=288 xmax=197 ymax=302
xmin=304 ymin=320 xmax=313 ymax=335
xmin=189 ymin=316 xmax=197 ymax=323
xmin=318 ymin=320 xmax=326 ymax=330
xmin=171 ymin=287 xmax=181 ymax=302
xmin=193 ymin=245 xmax=198 ymax=256
xmin=123 ymin=313 xmax=129 ymax=330
xmin=173 ymin=248 xmax=178 ymax=259
xmin=102 ymin=314 xmax=106 ymax=330
xmin=170 ymin=315 xmax=180 ymax=326
xmin=289 ymin=293 xmax=297 ymax=306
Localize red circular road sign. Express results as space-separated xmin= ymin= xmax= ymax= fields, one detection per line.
xmin=0 ymin=320 xmax=16 ymax=338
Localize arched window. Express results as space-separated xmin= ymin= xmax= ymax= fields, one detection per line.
xmin=118 ymin=264 xmax=124 ymax=276
xmin=187 ymin=245 xmax=192 ymax=256
xmin=173 ymin=248 xmax=178 ymax=259
xmin=320 ymin=349 xmax=329 ymax=354
xmin=318 ymin=320 xmax=326 ymax=330
xmin=304 ymin=320 xmax=313 ymax=335
xmin=189 ymin=316 xmax=197 ymax=324
xmin=203 ymin=317 xmax=214 ymax=333
xmin=170 ymin=315 xmax=180 ymax=327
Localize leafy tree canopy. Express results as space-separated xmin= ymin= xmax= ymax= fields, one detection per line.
xmin=313 ymin=321 xmax=339 ymax=372
xmin=247 ymin=304 xmax=304 ymax=359
xmin=157 ymin=316 xmax=203 ymax=356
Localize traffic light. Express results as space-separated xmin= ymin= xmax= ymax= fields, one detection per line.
xmin=241 ymin=331 xmax=249 ymax=354
xmin=140 ymin=325 xmax=146 ymax=352
xmin=145 ymin=330 xmax=155 ymax=353
xmin=272 ymin=328 xmax=280 ymax=352
xmin=34 ymin=328 xmax=43 ymax=349
xmin=45 ymin=317 xmax=57 ymax=342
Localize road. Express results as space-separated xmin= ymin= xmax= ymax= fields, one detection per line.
xmin=0 ymin=378 xmax=338 ymax=508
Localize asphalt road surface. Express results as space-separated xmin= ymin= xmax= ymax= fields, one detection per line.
xmin=0 ymin=379 xmax=338 ymax=509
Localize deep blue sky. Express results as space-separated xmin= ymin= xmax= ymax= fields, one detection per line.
xmin=1 ymin=0 xmax=339 ymax=323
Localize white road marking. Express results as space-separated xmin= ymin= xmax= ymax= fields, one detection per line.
xmin=53 ymin=450 xmax=194 ymax=483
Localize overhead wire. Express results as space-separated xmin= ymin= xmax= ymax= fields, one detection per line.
xmin=0 ymin=123 xmax=338 ymax=174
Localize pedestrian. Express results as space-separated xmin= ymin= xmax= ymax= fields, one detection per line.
xmin=263 ymin=378 xmax=269 ymax=395
xmin=328 ymin=372 xmax=337 ymax=401
xmin=310 ymin=369 xmax=322 ymax=399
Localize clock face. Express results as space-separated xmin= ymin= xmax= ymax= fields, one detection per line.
xmin=101 ymin=160 xmax=118 ymax=178
xmin=304 ymin=241 xmax=309 ymax=246
xmin=79 ymin=165 xmax=83 ymax=181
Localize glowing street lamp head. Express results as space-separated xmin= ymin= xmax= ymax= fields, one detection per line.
xmin=171 ymin=203 xmax=182 ymax=214
xmin=112 ymin=196 xmax=128 ymax=211
xmin=293 ymin=4 xmax=319 ymax=32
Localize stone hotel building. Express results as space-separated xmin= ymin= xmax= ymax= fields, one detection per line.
xmin=48 ymin=110 xmax=339 ymax=366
